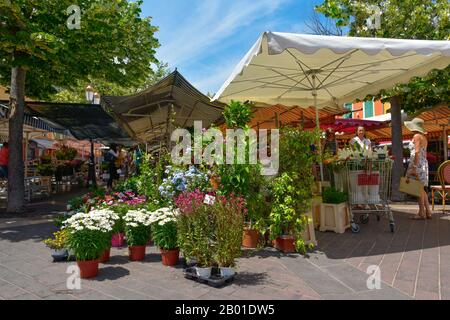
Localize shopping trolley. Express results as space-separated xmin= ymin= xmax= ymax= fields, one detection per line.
xmin=342 ymin=159 xmax=395 ymax=233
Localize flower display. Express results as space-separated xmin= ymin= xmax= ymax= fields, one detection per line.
xmin=174 ymin=189 xmax=206 ymax=215
xmin=159 ymin=166 xmax=209 ymax=199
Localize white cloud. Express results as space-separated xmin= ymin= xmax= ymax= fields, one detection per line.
xmin=157 ymin=0 xmax=290 ymax=66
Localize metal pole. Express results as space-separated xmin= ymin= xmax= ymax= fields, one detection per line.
xmin=312 ymin=74 xmax=324 ymax=182
xmin=87 ymin=138 xmax=96 ymax=187
xmin=443 ymin=125 xmax=448 ymax=161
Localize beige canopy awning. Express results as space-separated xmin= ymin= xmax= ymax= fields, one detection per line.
xmin=213 ymin=32 xmax=450 ymax=109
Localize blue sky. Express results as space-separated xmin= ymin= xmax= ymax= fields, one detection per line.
xmin=141 ymin=0 xmax=326 ymax=95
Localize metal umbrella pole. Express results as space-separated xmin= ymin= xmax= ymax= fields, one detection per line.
xmin=312 ymin=73 xmax=324 ymax=182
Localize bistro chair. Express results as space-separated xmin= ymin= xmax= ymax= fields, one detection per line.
xmin=431 ymin=160 xmax=450 ymax=212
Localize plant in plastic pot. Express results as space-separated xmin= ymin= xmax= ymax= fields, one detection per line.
xmin=176 ymin=191 xmax=214 ymax=278
xmin=124 ymin=209 xmax=152 ymax=261
xmin=212 ymin=194 xmax=246 ymax=277
xmin=64 ymin=210 xmax=115 ymax=278
xmin=150 ymin=207 xmax=180 ymax=266
xmin=43 ymin=229 xmax=69 ymax=262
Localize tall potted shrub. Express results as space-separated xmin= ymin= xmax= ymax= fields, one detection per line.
xmin=124 ymin=209 xmax=152 ymax=261
xmin=177 ymin=197 xmax=214 ymax=278
xmin=213 ymin=194 xmax=246 ymax=277
xmin=268 ymin=127 xmax=319 ymax=253
xmin=150 ymin=207 xmax=180 ymax=266
xmin=64 ymin=211 xmax=114 ymax=278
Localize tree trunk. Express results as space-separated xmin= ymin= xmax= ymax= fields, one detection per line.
xmin=7 ymin=66 xmax=26 ymax=213
xmin=390 ymin=96 xmax=405 ymax=201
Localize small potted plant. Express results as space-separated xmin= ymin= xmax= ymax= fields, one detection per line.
xmin=320 ymin=187 xmax=349 ymax=234
xmin=150 ymin=207 xmax=180 ymax=266
xmin=43 ymin=229 xmax=69 ymax=262
xmin=124 ymin=209 xmax=152 ymax=261
xmin=111 ymin=205 xmax=128 ymax=247
xmin=213 ymin=195 xmax=246 ymax=277
xmin=64 ymin=211 xmax=114 ymax=278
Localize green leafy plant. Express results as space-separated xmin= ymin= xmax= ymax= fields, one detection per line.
xmin=152 ymin=221 xmax=178 ymax=250
xmin=322 ymin=187 xmax=348 ymax=204
xmin=212 ymin=195 xmax=246 ymax=268
xmin=37 ymin=163 xmax=56 ymax=176
xmin=268 ymin=126 xmax=318 ymax=253
xmin=223 ymin=100 xmax=253 ymax=129
xmin=177 ymin=205 xmax=214 ymax=267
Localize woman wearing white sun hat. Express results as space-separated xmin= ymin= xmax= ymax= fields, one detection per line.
xmin=404 ymin=118 xmax=431 ymax=220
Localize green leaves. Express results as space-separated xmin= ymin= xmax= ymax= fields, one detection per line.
xmin=223 ymin=100 xmax=253 ymax=129
xmin=0 ymin=0 xmax=161 ymax=99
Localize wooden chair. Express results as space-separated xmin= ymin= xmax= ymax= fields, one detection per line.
xmin=431 ymin=160 xmax=450 ymax=212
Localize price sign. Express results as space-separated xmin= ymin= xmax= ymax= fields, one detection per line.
xmin=204 ymin=194 xmax=216 ymax=205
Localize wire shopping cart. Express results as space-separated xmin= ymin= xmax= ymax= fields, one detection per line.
xmin=343 ymin=159 xmax=395 ymax=233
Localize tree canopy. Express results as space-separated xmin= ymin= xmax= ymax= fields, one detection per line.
xmin=0 ymin=0 xmax=160 ymax=99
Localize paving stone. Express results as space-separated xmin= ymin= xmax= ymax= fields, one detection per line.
xmin=280 ymin=257 xmax=353 ymax=295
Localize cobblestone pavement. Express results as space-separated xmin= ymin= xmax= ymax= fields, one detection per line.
xmin=0 ymin=201 xmax=448 ymax=300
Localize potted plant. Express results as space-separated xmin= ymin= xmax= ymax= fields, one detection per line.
xmin=64 ymin=211 xmax=114 ymax=278
xmin=213 ymin=194 xmax=246 ymax=277
xmin=124 ymin=209 xmax=152 ymax=261
xmin=150 ymin=207 xmax=180 ymax=266
xmin=177 ymin=197 xmax=214 ymax=278
xmin=320 ymin=187 xmax=349 ymax=234
xmin=43 ymin=229 xmax=69 ymax=262
xmin=111 ymin=205 xmax=128 ymax=247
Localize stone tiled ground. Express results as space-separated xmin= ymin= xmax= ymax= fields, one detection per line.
xmin=0 ymin=196 xmax=448 ymax=300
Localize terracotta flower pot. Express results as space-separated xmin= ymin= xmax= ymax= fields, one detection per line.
xmin=242 ymin=228 xmax=259 ymax=248
xmin=99 ymin=248 xmax=111 ymax=263
xmin=160 ymin=248 xmax=180 ymax=266
xmin=128 ymin=245 xmax=146 ymax=261
xmin=274 ymin=235 xmax=296 ymax=253
xmin=77 ymin=259 xmax=99 ymax=279
xmin=210 ymin=176 xmax=219 ymax=190
xmin=111 ymin=233 xmax=125 ymax=247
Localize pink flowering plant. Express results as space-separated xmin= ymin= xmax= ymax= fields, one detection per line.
xmin=174 ymin=189 xmax=206 ymax=215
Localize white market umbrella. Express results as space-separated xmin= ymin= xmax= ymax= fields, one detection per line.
xmin=213 ymin=32 xmax=450 ymax=179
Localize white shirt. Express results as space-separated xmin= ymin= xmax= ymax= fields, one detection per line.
xmin=350 ymin=136 xmax=371 ymax=150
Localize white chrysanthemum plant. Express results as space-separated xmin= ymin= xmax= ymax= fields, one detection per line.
xmin=123 ymin=209 xmax=153 ymax=246
xmin=149 ymin=207 xmax=180 ymax=226
xmin=63 ymin=209 xmax=116 ymax=261
xmin=149 ymin=207 xmax=180 ymax=251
